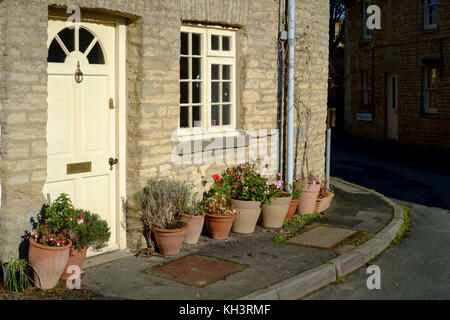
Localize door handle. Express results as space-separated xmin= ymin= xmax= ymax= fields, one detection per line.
xmin=108 ymin=157 xmax=118 ymax=170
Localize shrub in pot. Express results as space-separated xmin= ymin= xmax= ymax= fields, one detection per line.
xmin=298 ymin=173 xmax=321 ymax=215
xmin=210 ymin=161 xmax=269 ymax=234
xmin=29 ymin=194 xmax=73 ymax=289
xmin=286 ymin=180 xmax=302 ymax=220
xmin=203 ymin=193 xmax=238 ymax=240
xmin=60 ymin=209 xmax=111 ymax=280
xmin=2 ymin=253 xmax=32 ymax=293
xmin=314 ymin=181 xmax=335 ymax=213
xmin=260 ymin=176 xmax=292 ymax=228
xmin=181 ymin=195 xmax=205 ymax=244
xmin=137 ymin=179 xmax=191 ymax=256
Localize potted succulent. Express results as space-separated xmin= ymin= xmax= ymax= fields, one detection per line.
xmin=211 ymin=161 xmax=269 ymax=234
xmin=285 ymin=180 xmax=302 ymax=220
xmin=298 ymin=173 xmax=321 ymax=215
xmin=260 ymin=175 xmax=292 ymax=228
xmin=203 ymin=193 xmax=238 ymax=240
xmin=137 ymin=179 xmax=190 ymax=256
xmin=181 ymin=195 xmax=205 ymax=244
xmin=60 ymin=209 xmax=111 ymax=280
xmin=314 ymin=181 xmax=335 ymax=213
xmin=2 ymin=253 xmax=32 ymax=293
xmin=29 ymin=193 xmax=73 ymax=289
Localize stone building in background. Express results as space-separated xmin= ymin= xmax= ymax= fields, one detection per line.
xmin=0 ymin=0 xmax=330 ymax=261
xmin=344 ymin=0 xmax=450 ymax=149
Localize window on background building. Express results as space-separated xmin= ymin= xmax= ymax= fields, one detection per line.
xmin=179 ymin=25 xmax=236 ymax=132
xmin=424 ymin=0 xmax=438 ymax=29
xmin=362 ymin=0 xmax=372 ymax=40
xmin=423 ymin=66 xmax=438 ymax=113
xmin=362 ymin=71 xmax=373 ymax=105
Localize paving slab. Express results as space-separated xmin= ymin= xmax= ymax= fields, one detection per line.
xmin=288 ymin=226 xmax=357 ymax=248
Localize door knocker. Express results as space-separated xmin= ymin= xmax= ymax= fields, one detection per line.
xmin=74 ymin=61 xmax=83 ymax=84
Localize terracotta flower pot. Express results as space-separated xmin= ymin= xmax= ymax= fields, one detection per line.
xmin=231 ymin=199 xmax=262 ymax=234
xmin=205 ymin=212 xmax=235 ymax=240
xmin=152 ymin=223 xmax=188 ymax=256
xmin=298 ymin=183 xmax=320 ymax=215
xmin=181 ymin=214 xmax=205 ymax=244
xmin=285 ymin=198 xmax=300 ymax=221
xmin=28 ymin=237 xmax=71 ymax=289
xmin=314 ymin=194 xmax=335 ymax=213
xmin=261 ymin=196 xmax=292 ymax=228
xmin=60 ymin=246 xmax=88 ymax=281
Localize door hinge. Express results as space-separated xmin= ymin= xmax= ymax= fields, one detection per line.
xmin=109 ymin=98 xmax=115 ymax=110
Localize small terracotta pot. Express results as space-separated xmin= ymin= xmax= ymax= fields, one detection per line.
xmin=28 ymin=237 xmax=71 ymax=289
xmin=231 ymin=199 xmax=262 ymax=234
xmin=261 ymin=196 xmax=292 ymax=228
xmin=60 ymin=246 xmax=88 ymax=281
xmin=205 ymin=212 xmax=235 ymax=240
xmin=152 ymin=223 xmax=188 ymax=256
xmin=181 ymin=214 xmax=205 ymax=244
xmin=298 ymin=184 xmax=320 ymax=215
xmin=285 ymin=198 xmax=300 ymax=220
xmin=314 ymin=194 xmax=335 ymax=213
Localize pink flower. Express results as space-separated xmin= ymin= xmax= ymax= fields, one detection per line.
xmin=275 ymin=180 xmax=282 ymax=189
xmin=277 ymin=172 xmax=281 ymax=177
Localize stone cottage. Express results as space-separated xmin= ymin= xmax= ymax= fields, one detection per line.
xmin=0 ymin=0 xmax=329 ymax=261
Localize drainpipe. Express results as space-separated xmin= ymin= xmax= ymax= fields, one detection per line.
xmin=287 ymin=0 xmax=295 ymax=190
xmin=277 ymin=0 xmax=283 ymax=176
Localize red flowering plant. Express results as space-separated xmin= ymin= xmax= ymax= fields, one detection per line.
xmin=306 ymin=173 xmax=321 ymax=186
xmin=202 ymin=193 xmax=240 ymax=217
xmin=317 ymin=180 xmax=334 ymax=199
xmin=209 ymin=160 xmax=271 ymax=203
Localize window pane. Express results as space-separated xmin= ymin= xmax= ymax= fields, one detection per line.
xmin=192 ymin=58 xmax=201 ymax=80
xmin=211 ymin=105 xmax=220 ymax=126
xmin=212 ymin=82 xmax=220 ymax=103
xmin=222 ymin=105 xmax=231 ymax=125
xmin=79 ymin=27 xmax=95 ymax=53
xmin=222 ymin=82 xmax=230 ymax=102
xmin=212 ymin=64 xmax=220 ymax=80
xmin=222 ymin=65 xmax=231 ymax=80
xmin=58 ymin=28 xmax=75 ymax=52
xmin=87 ymin=41 xmax=105 ymax=64
xmin=180 ymin=57 xmax=189 ymax=79
xmin=180 ymin=106 xmax=189 ymax=128
xmin=211 ymin=35 xmax=220 ymax=50
xmin=180 ymin=82 xmax=189 ymax=104
xmin=192 ymin=33 xmax=201 ymax=55
xmin=192 ymin=82 xmax=201 ymax=104
xmin=48 ymin=39 xmax=67 ymax=63
xmin=222 ymin=36 xmax=231 ymax=51
xmin=181 ymin=32 xmax=189 ymax=55
xmin=193 ymin=106 xmax=202 ymax=127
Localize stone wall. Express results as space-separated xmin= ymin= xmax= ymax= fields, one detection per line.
xmin=0 ymin=0 xmax=330 ymax=259
xmin=345 ymin=0 xmax=450 ymax=150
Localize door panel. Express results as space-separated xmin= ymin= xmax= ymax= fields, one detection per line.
xmin=45 ymin=19 xmax=118 ymax=254
xmin=387 ymin=74 xmax=398 ymax=140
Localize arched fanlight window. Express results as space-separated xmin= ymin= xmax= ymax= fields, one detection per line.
xmin=48 ymin=27 xmax=105 ymax=65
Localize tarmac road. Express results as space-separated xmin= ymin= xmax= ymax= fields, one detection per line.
xmin=307 ymin=133 xmax=450 ymax=300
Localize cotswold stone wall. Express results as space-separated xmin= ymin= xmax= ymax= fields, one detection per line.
xmin=0 ymin=0 xmax=329 ymax=259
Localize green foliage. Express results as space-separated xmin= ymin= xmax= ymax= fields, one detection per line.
xmin=137 ymin=178 xmax=191 ymax=230
xmin=291 ymin=180 xmax=303 ymax=200
xmin=70 ymin=209 xmax=111 ymax=251
xmin=283 ymin=213 xmax=321 ymax=228
xmin=202 ymin=193 xmax=237 ymax=216
xmin=3 ymin=253 xmax=32 ymax=293
xmin=392 ymin=205 xmax=412 ymax=245
xmin=209 ymin=161 xmax=270 ymax=203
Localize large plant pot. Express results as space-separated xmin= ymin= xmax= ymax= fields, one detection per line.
xmin=298 ymin=184 xmax=320 ymax=215
xmin=152 ymin=224 xmax=188 ymax=256
xmin=231 ymin=199 xmax=262 ymax=234
xmin=285 ymin=198 xmax=300 ymax=221
xmin=205 ymin=213 xmax=235 ymax=240
xmin=261 ymin=196 xmax=292 ymax=228
xmin=28 ymin=237 xmax=71 ymax=289
xmin=314 ymin=194 xmax=335 ymax=213
xmin=181 ymin=214 xmax=205 ymax=244
xmin=60 ymin=246 xmax=87 ymax=281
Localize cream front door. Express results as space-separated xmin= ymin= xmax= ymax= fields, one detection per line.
xmin=387 ymin=74 xmax=398 ymax=140
xmin=44 ymin=19 xmax=118 ymax=253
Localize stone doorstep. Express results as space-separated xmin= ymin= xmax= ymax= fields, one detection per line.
xmin=84 ymin=249 xmax=135 ymax=270
xmin=287 ymin=226 xmax=358 ymax=249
